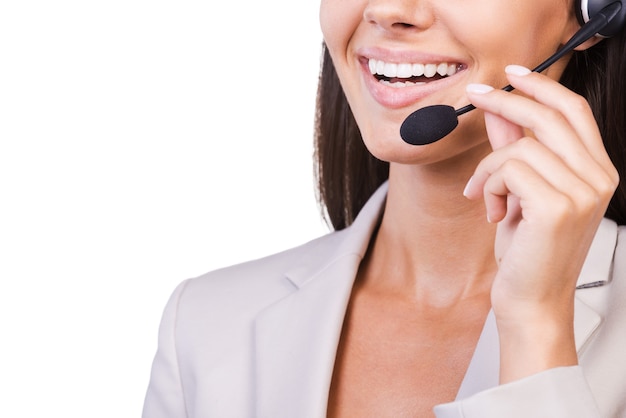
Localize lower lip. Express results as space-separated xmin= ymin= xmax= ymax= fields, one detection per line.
xmin=361 ymin=59 xmax=464 ymax=109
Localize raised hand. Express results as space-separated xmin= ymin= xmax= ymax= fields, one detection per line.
xmin=462 ymin=65 xmax=619 ymax=383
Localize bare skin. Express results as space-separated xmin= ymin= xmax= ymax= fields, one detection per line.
xmin=327 ymin=245 xmax=494 ymax=417
xmin=328 ymin=152 xmax=498 ymax=417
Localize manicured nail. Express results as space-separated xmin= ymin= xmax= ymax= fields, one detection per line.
xmin=505 ymin=64 xmax=531 ymax=76
xmin=466 ymin=83 xmax=494 ymax=94
xmin=463 ymin=176 xmax=473 ymax=197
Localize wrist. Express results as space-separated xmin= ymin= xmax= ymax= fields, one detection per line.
xmin=496 ymin=307 xmax=578 ymax=384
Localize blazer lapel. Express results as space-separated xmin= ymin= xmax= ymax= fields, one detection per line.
xmin=573 ymin=218 xmax=618 ymax=352
xmin=254 ymin=183 xmax=387 ymax=418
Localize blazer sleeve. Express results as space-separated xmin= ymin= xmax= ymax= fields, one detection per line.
xmin=142 ymin=280 xmax=190 ymax=418
xmin=433 ymin=366 xmax=601 ymax=418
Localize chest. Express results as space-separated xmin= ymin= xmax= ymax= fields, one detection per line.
xmin=327 ymin=290 xmax=490 ymax=417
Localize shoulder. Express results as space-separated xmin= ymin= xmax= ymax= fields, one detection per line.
xmin=157 ymin=228 xmax=358 ymax=384
xmin=165 ymin=228 xmax=350 ymax=335
xmin=143 ymin=230 xmax=355 ymax=418
xmin=173 ymin=181 xmax=390 ymax=314
xmin=183 ymin=229 xmax=347 ymax=303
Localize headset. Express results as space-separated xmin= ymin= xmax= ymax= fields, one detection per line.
xmin=576 ymin=0 xmax=626 ymax=37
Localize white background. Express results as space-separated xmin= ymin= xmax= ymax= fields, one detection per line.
xmin=0 ymin=1 xmax=326 ymax=416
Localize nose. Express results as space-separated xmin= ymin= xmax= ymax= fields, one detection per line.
xmin=363 ymin=0 xmax=435 ymax=35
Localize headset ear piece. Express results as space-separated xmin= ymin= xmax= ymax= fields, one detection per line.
xmin=576 ymin=0 xmax=626 ymax=37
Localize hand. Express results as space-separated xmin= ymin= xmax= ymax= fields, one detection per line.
xmin=463 ymin=65 xmax=619 ymax=383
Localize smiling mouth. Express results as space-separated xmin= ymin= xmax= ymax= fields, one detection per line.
xmin=368 ymin=58 xmax=464 ymax=88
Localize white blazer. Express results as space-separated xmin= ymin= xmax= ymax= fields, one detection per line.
xmin=143 ymin=183 xmax=626 ymax=417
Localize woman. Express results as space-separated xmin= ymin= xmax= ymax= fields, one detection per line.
xmin=143 ymin=0 xmax=626 ymax=416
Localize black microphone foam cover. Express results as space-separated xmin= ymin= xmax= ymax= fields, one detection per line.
xmin=400 ymin=105 xmax=459 ymax=145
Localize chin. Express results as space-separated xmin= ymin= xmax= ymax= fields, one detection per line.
xmin=362 ymin=127 xmax=490 ymax=168
xmin=362 ymin=134 xmax=440 ymax=165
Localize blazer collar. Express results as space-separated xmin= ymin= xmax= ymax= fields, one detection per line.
xmin=254 ymin=183 xmax=387 ymax=418
xmin=576 ymin=217 xmax=618 ymax=289
xmin=281 ymin=182 xmax=388 ymax=290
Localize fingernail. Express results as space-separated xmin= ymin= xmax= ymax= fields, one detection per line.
xmin=505 ymin=64 xmax=531 ymax=76
xmin=466 ymin=83 xmax=494 ymax=94
xmin=463 ymin=176 xmax=473 ymax=197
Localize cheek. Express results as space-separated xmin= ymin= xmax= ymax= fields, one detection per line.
xmin=318 ymin=0 xmax=334 ymax=40
xmin=319 ymin=0 xmax=336 ymax=23
xmin=319 ymin=0 xmax=345 ymax=48
xmin=319 ymin=0 xmax=364 ymax=54
xmin=446 ymin=3 xmax=570 ymax=68
xmin=319 ymin=0 xmax=367 ymax=120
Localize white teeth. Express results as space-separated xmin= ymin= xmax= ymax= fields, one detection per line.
xmin=376 ymin=60 xmax=385 ymax=74
xmin=424 ymin=63 xmax=437 ymax=77
xmin=380 ymin=80 xmax=427 ymax=88
xmin=397 ymin=63 xmax=413 ymax=78
xmin=412 ymin=63 xmax=424 ymax=76
xmin=437 ymin=63 xmax=448 ymax=76
xmin=368 ymin=58 xmax=460 ymax=83
xmin=383 ymin=62 xmax=397 ymax=78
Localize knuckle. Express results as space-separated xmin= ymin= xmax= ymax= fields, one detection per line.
xmin=515 ymin=136 xmax=536 ymax=149
xmin=568 ymin=93 xmax=592 ymax=114
xmin=575 ymin=186 xmax=601 ymax=214
xmin=549 ymin=193 xmax=576 ymax=219
xmin=500 ymin=158 xmax=524 ymax=175
xmin=513 ymin=136 xmax=540 ymax=155
xmin=609 ymin=167 xmax=620 ymax=190
xmin=596 ymin=171 xmax=620 ymax=201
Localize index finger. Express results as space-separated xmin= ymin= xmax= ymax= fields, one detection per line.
xmin=503 ymin=66 xmax=614 ymax=171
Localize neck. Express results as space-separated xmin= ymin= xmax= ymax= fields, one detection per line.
xmin=363 ymin=147 xmax=498 ymax=308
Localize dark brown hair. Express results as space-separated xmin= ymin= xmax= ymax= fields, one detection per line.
xmin=560 ymin=33 xmax=626 ymax=225
xmin=314 ymin=46 xmax=389 ymax=231
xmin=315 ymin=32 xmax=626 ymax=230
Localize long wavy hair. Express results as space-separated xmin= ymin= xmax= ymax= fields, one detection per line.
xmin=314 ymin=32 xmax=626 ymax=230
